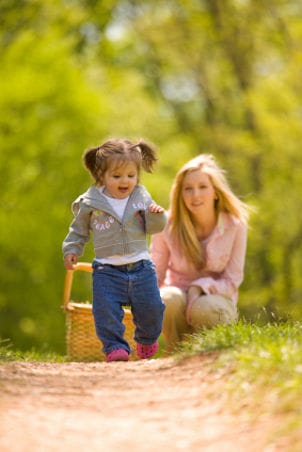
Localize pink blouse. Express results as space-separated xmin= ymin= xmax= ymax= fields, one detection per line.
xmin=150 ymin=212 xmax=247 ymax=303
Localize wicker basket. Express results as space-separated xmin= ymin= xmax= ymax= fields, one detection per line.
xmin=62 ymin=262 xmax=136 ymax=361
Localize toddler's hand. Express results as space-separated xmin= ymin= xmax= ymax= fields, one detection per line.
xmin=148 ymin=202 xmax=164 ymax=214
xmin=64 ymin=254 xmax=78 ymax=270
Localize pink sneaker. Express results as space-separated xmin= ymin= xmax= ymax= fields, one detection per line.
xmin=106 ymin=349 xmax=129 ymax=363
xmin=136 ymin=342 xmax=159 ymax=359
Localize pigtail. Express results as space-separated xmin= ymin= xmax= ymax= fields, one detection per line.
xmin=82 ymin=146 xmax=99 ymax=181
xmin=132 ymin=139 xmax=158 ymax=173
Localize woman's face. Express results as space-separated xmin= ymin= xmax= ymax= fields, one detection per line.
xmin=181 ymin=169 xmax=217 ymax=216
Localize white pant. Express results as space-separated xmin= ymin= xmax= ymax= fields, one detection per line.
xmin=160 ymin=286 xmax=238 ymax=351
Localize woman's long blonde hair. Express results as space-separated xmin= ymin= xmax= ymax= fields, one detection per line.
xmin=169 ymin=154 xmax=252 ymax=269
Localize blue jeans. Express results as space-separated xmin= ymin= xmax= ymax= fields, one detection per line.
xmin=92 ymin=259 xmax=165 ymax=354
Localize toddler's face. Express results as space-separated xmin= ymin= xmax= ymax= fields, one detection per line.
xmin=103 ymin=161 xmax=138 ymax=199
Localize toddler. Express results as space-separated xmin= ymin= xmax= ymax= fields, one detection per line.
xmin=63 ymin=138 xmax=166 ymax=362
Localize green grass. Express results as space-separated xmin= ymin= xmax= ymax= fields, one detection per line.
xmin=178 ymin=321 xmax=302 ymax=383
xmin=177 ymin=321 xmax=302 ymax=443
xmin=0 ymin=339 xmax=67 ymax=362
xmin=177 ymin=321 xmax=302 ymax=397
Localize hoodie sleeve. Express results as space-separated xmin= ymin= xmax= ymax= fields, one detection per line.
xmin=144 ymin=209 xmax=168 ymax=234
xmin=62 ymin=200 xmax=91 ymax=257
xmin=138 ymin=186 xmax=167 ymax=234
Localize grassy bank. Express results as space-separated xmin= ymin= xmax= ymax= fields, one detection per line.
xmin=177 ymin=321 xmax=302 ymax=445
xmin=0 ymin=339 xmax=67 ymax=362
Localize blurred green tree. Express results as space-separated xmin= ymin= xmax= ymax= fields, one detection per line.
xmin=1 ymin=0 xmax=302 ymax=353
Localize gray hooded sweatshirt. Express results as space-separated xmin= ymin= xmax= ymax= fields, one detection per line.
xmin=62 ymin=184 xmax=167 ymax=260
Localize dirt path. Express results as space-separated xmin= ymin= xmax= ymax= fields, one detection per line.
xmin=0 ymin=355 xmax=292 ymax=451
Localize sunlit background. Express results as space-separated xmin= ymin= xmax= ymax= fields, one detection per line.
xmin=1 ymin=0 xmax=302 ymax=353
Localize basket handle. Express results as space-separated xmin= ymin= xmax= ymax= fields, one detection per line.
xmin=62 ymin=262 xmax=93 ymax=311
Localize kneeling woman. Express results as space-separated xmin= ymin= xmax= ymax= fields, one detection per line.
xmin=150 ymin=154 xmax=252 ymax=351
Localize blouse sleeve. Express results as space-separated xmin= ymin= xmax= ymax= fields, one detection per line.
xmin=137 ymin=186 xmax=167 ymax=234
xmin=191 ymin=222 xmax=248 ymax=300
xmin=150 ymin=230 xmax=170 ymax=287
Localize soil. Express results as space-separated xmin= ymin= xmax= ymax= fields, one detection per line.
xmin=0 ymin=355 xmax=295 ymax=452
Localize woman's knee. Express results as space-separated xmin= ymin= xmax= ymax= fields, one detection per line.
xmin=190 ymin=295 xmax=237 ymax=329
xmin=160 ymin=287 xmax=190 ymax=349
xmin=160 ymin=287 xmax=186 ymax=313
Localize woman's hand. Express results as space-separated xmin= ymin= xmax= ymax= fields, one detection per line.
xmin=186 ymin=285 xmax=203 ymax=324
xmin=64 ymin=254 xmax=78 ymax=270
xmin=148 ymin=202 xmax=165 ymax=214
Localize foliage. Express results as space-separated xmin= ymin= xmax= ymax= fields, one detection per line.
xmin=0 ymin=0 xmax=302 ymax=352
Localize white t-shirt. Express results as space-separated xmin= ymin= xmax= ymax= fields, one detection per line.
xmin=102 ymin=190 xmax=129 ymax=220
